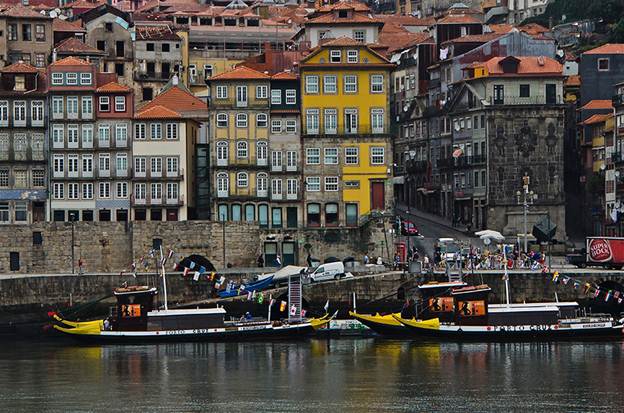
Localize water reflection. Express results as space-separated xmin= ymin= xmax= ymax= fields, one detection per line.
xmin=0 ymin=339 xmax=622 ymax=412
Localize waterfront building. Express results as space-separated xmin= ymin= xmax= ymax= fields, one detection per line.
xmin=299 ymin=38 xmax=394 ymax=227
xmin=132 ymin=83 xmax=200 ymax=221
xmin=0 ymin=63 xmax=48 ymax=223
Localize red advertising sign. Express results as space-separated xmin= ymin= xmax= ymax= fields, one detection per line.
xmin=588 ymin=238 xmax=613 ymax=262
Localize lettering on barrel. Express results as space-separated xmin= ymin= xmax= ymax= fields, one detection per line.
xmin=588 ymin=238 xmax=613 ymax=262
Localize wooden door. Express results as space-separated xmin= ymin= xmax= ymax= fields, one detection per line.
xmin=371 ymin=181 xmax=385 ymax=211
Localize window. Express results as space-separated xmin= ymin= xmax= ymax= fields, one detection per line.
xmin=162 ymin=43 xmax=170 ymax=52
xmin=598 ymin=58 xmax=610 ymax=71
xmin=53 ymin=155 xmax=64 ymax=174
xmin=150 ymin=158 xmax=162 ymax=174
xmin=271 ymin=207 xmax=282 ymax=228
xmin=67 ymin=125 xmax=78 ymax=146
xmin=323 ymin=75 xmax=337 ymax=93
xmin=150 ymin=183 xmax=162 ymax=200
xmin=324 ymin=148 xmax=338 ymax=164
xmin=257 ymin=173 xmax=268 ymax=197
xmin=519 ymin=84 xmax=530 ymax=98
xmin=99 ymin=96 xmax=110 ymax=112
xmin=66 ymin=73 xmax=78 ymax=85
xmin=345 ymin=108 xmax=358 ymax=134
xmin=82 ymin=183 xmax=93 ymax=200
xmin=13 ymin=101 xmax=26 ymax=125
xmin=83 ymin=154 xmax=94 ymax=174
xmin=235 ymin=172 xmax=248 ymax=188
xmin=306 ymin=177 xmax=320 ymax=191
xmin=307 ymin=203 xmax=320 ymax=227
xmin=32 ymin=170 xmax=45 ymax=187
xmin=216 ymin=85 xmax=228 ymax=99
xmin=306 ymin=109 xmax=319 ymax=134
xmin=100 ymin=154 xmax=111 ymax=173
xmin=53 ymin=183 xmax=64 ymax=199
xmin=116 ymin=182 xmax=128 ymax=198
xmin=306 ymin=148 xmax=320 ymax=164
xmin=344 ymin=75 xmax=357 ymax=93
xmin=0 ymin=170 xmax=8 ymax=187
xmin=8 ymin=24 xmax=17 ymax=41
xmin=66 ymin=96 xmax=78 ymax=118
xmin=245 ymin=204 xmax=255 ymax=222
xmin=133 ymin=157 xmax=144 ymax=174
xmin=285 ymin=120 xmax=297 ymax=133
xmin=371 ymin=75 xmax=384 ymax=93
xmin=134 ymin=123 xmax=146 ymax=140
xmin=0 ymin=101 xmax=7 ymax=126
xmin=285 ymin=89 xmax=296 ymax=104
xmin=98 ymin=125 xmax=110 ymax=147
xmin=166 ymin=157 xmax=178 ymax=174
xmin=135 ymin=183 xmax=146 ymax=200
xmin=52 ymin=96 xmax=63 ymax=118
xmin=256 ymin=85 xmax=268 ymax=99
xmin=257 ymin=141 xmax=267 ymax=165
xmin=150 ymin=123 xmax=162 ymax=139
xmin=216 ymin=141 xmax=228 ymax=165
xmin=271 ymin=151 xmax=283 ymax=171
xmin=236 ymin=85 xmax=247 ymax=107
xmin=271 ymin=119 xmax=282 ymax=133
xmin=116 ymin=124 xmax=128 ymax=146
xmin=22 ymin=24 xmax=32 ymax=41
xmin=330 ymin=50 xmax=341 ymax=63
xmin=67 ymin=155 xmax=78 ymax=175
xmin=14 ymin=76 xmax=25 ymax=91
xmin=68 ymin=183 xmax=79 ymax=199
xmin=371 ymin=146 xmax=385 ymax=165
xmin=353 ymin=30 xmax=365 ymax=43
xmin=14 ymin=170 xmax=27 ymax=188
xmin=305 ymin=75 xmax=319 ymax=94
xmin=52 ymin=125 xmax=64 ymax=147
xmin=493 ymin=84 xmax=504 ymax=104
xmin=166 ymin=183 xmax=178 ymax=200
xmin=271 ymin=89 xmax=282 ymax=105
xmin=51 ymin=73 xmax=63 ymax=85
xmin=236 ymin=113 xmax=248 ymax=128
xmin=80 ymin=72 xmax=92 ymax=85
xmin=286 ymin=151 xmax=297 ymax=171
xmin=114 ymin=96 xmax=125 ymax=112
xmin=81 ymin=96 xmax=93 ymax=119
xmin=116 ymin=154 xmax=127 ymax=172
xmin=325 ymin=176 xmax=339 ymax=191
xmin=97 ymin=40 xmax=106 ymax=51
xmin=346 ymin=203 xmax=358 ymax=226
xmin=216 ymin=113 xmax=228 ymax=128
xmin=256 ymin=113 xmax=268 ymax=128
xmin=146 ymin=43 xmax=154 ymax=51
xmin=325 ymin=203 xmax=338 ymax=226
xmin=216 ymin=173 xmax=228 ymax=197
xmin=271 ymin=179 xmax=282 ymax=199
xmin=237 ymin=141 xmax=248 ymax=158
xmin=166 ymin=123 xmax=178 ymax=140
xmin=371 ymin=108 xmax=384 ymax=133
xmin=347 ymin=50 xmax=358 ymax=63
xmin=345 ymin=147 xmax=359 ymax=164
xmin=287 ymin=179 xmax=298 ymax=199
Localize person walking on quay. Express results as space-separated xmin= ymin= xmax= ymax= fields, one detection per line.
xmin=363 ymin=254 xmax=370 ymax=265
xmin=257 ymin=254 xmax=264 ymax=268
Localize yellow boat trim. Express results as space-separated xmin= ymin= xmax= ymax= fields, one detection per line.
xmin=52 ymin=314 xmax=103 ymax=329
xmin=309 ymin=317 xmax=331 ymax=329
xmin=349 ymin=311 xmax=403 ymax=327
xmin=392 ymin=315 xmax=440 ymax=330
xmin=53 ymin=322 xmax=103 ymax=335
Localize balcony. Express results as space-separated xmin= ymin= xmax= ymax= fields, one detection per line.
xmin=303 ymin=124 xmax=389 ymax=137
xmin=131 ymin=194 xmax=185 ymax=206
xmin=133 ymin=71 xmax=177 ymax=82
xmin=613 ymin=94 xmax=624 ymax=108
xmin=133 ymin=168 xmax=184 ymax=180
xmin=407 ymin=160 xmax=429 ymax=174
xmin=613 ymin=152 xmax=624 ymax=165
xmin=489 ymin=95 xmax=563 ymax=106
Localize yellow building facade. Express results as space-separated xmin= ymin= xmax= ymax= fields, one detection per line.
xmin=299 ymin=38 xmax=394 ymax=227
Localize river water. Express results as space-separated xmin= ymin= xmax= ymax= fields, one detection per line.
xmin=0 ymin=338 xmax=622 ymax=412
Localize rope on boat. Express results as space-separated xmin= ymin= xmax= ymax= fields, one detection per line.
xmin=57 ymin=294 xmax=113 ymax=319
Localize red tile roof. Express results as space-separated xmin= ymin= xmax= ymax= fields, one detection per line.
xmin=55 ymin=37 xmax=103 ymax=54
xmin=135 ymin=24 xmax=181 ymax=41
xmin=321 ymin=36 xmax=363 ymax=47
xmin=442 ymin=32 xmax=503 ymax=45
xmin=49 ymin=56 xmax=92 ymax=66
xmin=436 ymin=14 xmax=481 ymax=24
xmin=52 ymin=18 xmax=86 ymax=32
xmin=583 ymin=43 xmax=624 ymax=55
xmin=583 ymin=113 xmax=611 ymax=125
xmin=141 ymin=85 xmax=206 ymax=113
xmin=96 ymin=81 xmax=131 ymax=93
xmin=209 ymin=66 xmax=271 ymax=81
xmin=375 ymin=15 xmax=435 ymax=26
xmin=581 ymin=100 xmax=613 ymax=110
xmin=481 ymin=56 xmax=562 ymax=76
xmin=0 ymin=3 xmax=50 ymax=18
xmin=62 ymin=0 xmax=106 ymax=9
xmin=135 ymin=105 xmax=181 ymax=119
xmin=271 ymin=71 xmax=298 ymax=80
xmin=306 ymin=11 xmax=382 ymax=25
xmin=565 ymin=75 xmax=581 ymax=87
xmin=378 ymin=28 xmax=433 ymax=54
xmin=0 ymin=62 xmax=38 ymax=74
xmin=316 ymin=0 xmax=370 ymax=13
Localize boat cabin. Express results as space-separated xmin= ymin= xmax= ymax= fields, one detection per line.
xmin=450 ymin=285 xmax=491 ymax=326
xmin=418 ymin=281 xmax=467 ymax=322
xmin=113 ymin=286 xmax=157 ymax=331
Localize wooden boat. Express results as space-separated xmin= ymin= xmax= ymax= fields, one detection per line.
xmin=392 ymin=283 xmax=624 ymax=341
xmin=52 ymin=286 xmax=330 ymax=343
xmin=348 ymin=312 xmax=410 ymax=336
xmin=217 ymin=275 xmax=274 ymax=298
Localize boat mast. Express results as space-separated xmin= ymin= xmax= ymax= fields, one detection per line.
xmin=159 ymin=245 xmax=169 ymax=311
xmin=503 ymin=244 xmax=510 ymax=307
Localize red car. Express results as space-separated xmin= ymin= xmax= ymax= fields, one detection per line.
xmin=401 ymin=220 xmax=420 ymax=236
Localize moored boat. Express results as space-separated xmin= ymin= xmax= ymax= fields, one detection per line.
xmin=52 ymin=285 xmax=330 ymax=343
xmin=348 ymin=311 xmax=410 ymax=337
xmin=217 ymin=275 xmax=275 ymax=298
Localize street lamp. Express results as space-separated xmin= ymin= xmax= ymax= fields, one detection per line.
xmin=516 ymin=175 xmax=537 ymax=253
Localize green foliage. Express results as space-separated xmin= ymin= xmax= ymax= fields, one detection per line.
xmin=526 ymin=0 xmax=624 ymax=26
xmin=610 ymin=17 xmax=624 ymax=42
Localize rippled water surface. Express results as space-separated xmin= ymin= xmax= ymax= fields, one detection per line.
xmin=0 ymin=338 xmax=622 ymax=412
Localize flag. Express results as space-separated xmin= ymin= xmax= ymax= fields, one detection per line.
xmin=148 ymin=249 xmax=155 ymax=259
xmin=324 ymin=300 xmax=329 ymax=312
xmin=583 ymin=283 xmax=591 ymax=294
xmin=614 ymin=291 xmax=621 ymax=300
xmin=594 ymin=288 xmax=601 ymax=298
xmin=552 ymin=272 xmax=559 ymax=283
xmin=619 ymin=297 xmax=623 ymax=304
xmin=198 ymin=266 xmax=206 ymax=275
xmin=257 ymin=292 xmax=264 ymax=304
xmin=183 ymin=267 xmax=191 ymax=277
xmin=573 ymin=281 xmax=580 ymax=290
xmin=605 ymin=290 xmax=612 ymax=302
xmin=562 ymin=276 xmax=569 ymax=285
xmin=189 ymin=261 xmax=196 ymax=270
xmin=161 ymin=249 xmax=173 ymax=266
xmin=131 ymin=261 xmax=136 ymax=272
xmin=193 ymin=271 xmax=200 ymax=281
xmin=290 ymin=305 xmax=297 ymax=316
xmin=247 ymin=291 xmax=252 ymax=301
xmin=270 ymin=298 xmax=275 ymax=307
xmin=172 ymin=262 xmax=179 ymax=271
xmin=301 ymin=309 xmax=307 ymax=317
xmin=252 ymin=290 xmax=257 ymax=299
xmin=276 ymin=255 xmax=282 ymax=266
xmin=280 ymin=300 xmax=287 ymax=312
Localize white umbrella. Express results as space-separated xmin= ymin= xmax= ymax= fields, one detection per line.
xmin=475 ymin=229 xmax=505 ymax=242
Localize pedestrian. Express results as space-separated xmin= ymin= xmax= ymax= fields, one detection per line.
xmin=275 ymin=255 xmax=282 ymax=267
xmin=376 ymin=256 xmax=383 ymax=265
xmin=306 ymin=253 xmax=313 ymax=267
xmin=394 ymin=253 xmax=401 ymax=270
xmin=363 ymin=254 xmax=370 ymax=265
xmin=257 ymin=254 xmax=264 ymax=268
xmin=423 ymin=255 xmax=430 ymax=269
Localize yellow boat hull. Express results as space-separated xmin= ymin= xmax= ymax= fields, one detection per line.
xmin=349 ymin=311 xmax=411 ymax=336
xmin=392 ymin=315 xmax=441 ymax=330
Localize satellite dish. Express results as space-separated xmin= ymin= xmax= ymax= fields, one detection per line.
xmin=50 ymin=10 xmax=58 ymax=17
xmin=483 ymin=238 xmax=491 ymax=245
xmin=403 ymin=105 xmax=409 ymax=112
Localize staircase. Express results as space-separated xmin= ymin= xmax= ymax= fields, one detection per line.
xmin=288 ymin=272 xmax=302 ymax=322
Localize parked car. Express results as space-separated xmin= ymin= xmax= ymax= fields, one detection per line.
xmin=309 ymin=262 xmax=345 ymax=282
xmin=401 ymin=220 xmax=420 ymax=236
